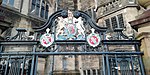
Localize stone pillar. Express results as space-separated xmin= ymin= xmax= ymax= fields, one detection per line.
xmin=137 ymin=33 xmax=150 ymax=75
xmin=37 ymin=58 xmax=45 ymax=75
xmin=44 ymin=56 xmax=54 ymax=75
xmin=130 ymin=0 xmax=150 ymax=74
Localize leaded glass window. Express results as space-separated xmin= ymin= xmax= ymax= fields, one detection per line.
xmin=105 ymin=14 xmax=124 ymax=32
xmin=117 ymin=14 xmax=124 ymax=28
xmin=45 ymin=4 xmax=49 ymax=19
xmin=111 ymin=16 xmax=118 ymax=30
xmin=2 ymin=0 xmax=14 ymax=7
xmin=105 ymin=19 xmax=112 ymax=32
xmin=40 ymin=0 xmax=45 ymax=18
xmin=31 ymin=0 xmax=36 ymax=11
xmin=9 ymin=0 xmax=14 ymax=6
xmin=31 ymin=0 xmax=49 ymax=19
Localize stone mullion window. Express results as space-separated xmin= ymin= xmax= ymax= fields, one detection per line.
xmin=45 ymin=4 xmax=49 ymax=19
xmin=117 ymin=14 xmax=124 ymax=28
xmin=35 ymin=0 xmax=40 ymax=16
xmin=105 ymin=14 xmax=124 ymax=32
xmin=40 ymin=0 xmax=45 ymax=18
xmin=105 ymin=19 xmax=112 ymax=32
xmin=31 ymin=0 xmax=49 ymax=19
xmin=31 ymin=0 xmax=36 ymax=11
xmin=2 ymin=0 xmax=7 ymax=4
xmin=111 ymin=16 xmax=118 ymax=30
xmin=9 ymin=0 xmax=14 ymax=6
xmin=116 ymin=15 xmax=120 ymax=28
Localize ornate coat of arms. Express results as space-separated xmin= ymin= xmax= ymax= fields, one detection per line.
xmin=56 ymin=10 xmax=85 ymax=40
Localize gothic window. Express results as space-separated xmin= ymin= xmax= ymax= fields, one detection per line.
xmin=35 ymin=0 xmax=40 ymax=16
xmin=31 ymin=0 xmax=49 ymax=19
xmin=105 ymin=14 xmax=124 ymax=32
xmin=2 ymin=0 xmax=14 ymax=7
xmin=105 ymin=19 xmax=112 ymax=32
xmin=45 ymin=4 xmax=49 ymax=19
xmin=31 ymin=0 xmax=36 ymax=11
xmin=2 ymin=0 xmax=7 ymax=4
xmin=117 ymin=14 xmax=124 ymax=28
xmin=9 ymin=0 xmax=14 ymax=6
xmin=111 ymin=16 xmax=118 ymax=30
xmin=40 ymin=0 xmax=45 ymax=18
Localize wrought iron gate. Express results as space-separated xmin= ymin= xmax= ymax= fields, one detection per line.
xmin=0 ymin=10 xmax=145 ymax=75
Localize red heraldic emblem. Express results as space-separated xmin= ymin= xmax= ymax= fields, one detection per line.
xmin=40 ymin=28 xmax=54 ymax=47
xmin=87 ymin=28 xmax=101 ymax=47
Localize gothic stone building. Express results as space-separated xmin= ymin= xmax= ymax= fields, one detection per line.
xmin=0 ymin=0 xmax=55 ymax=41
xmin=0 ymin=0 xmax=148 ymax=75
xmin=0 ymin=0 xmax=55 ymax=75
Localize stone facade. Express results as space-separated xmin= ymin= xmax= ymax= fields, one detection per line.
xmin=0 ymin=0 xmax=55 ymax=75
xmin=0 ymin=0 xmax=149 ymax=75
xmin=0 ymin=1 xmax=55 ymax=36
xmin=130 ymin=0 xmax=150 ymax=74
xmin=77 ymin=0 xmax=139 ymax=39
xmin=77 ymin=0 xmax=143 ymax=75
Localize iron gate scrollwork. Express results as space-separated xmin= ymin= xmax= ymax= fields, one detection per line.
xmin=0 ymin=10 xmax=145 ymax=75
xmin=109 ymin=55 xmax=142 ymax=75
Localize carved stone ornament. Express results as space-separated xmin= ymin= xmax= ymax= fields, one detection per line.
xmin=40 ymin=28 xmax=54 ymax=47
xmin=87 ymin=28 xmax=101 ymax=47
